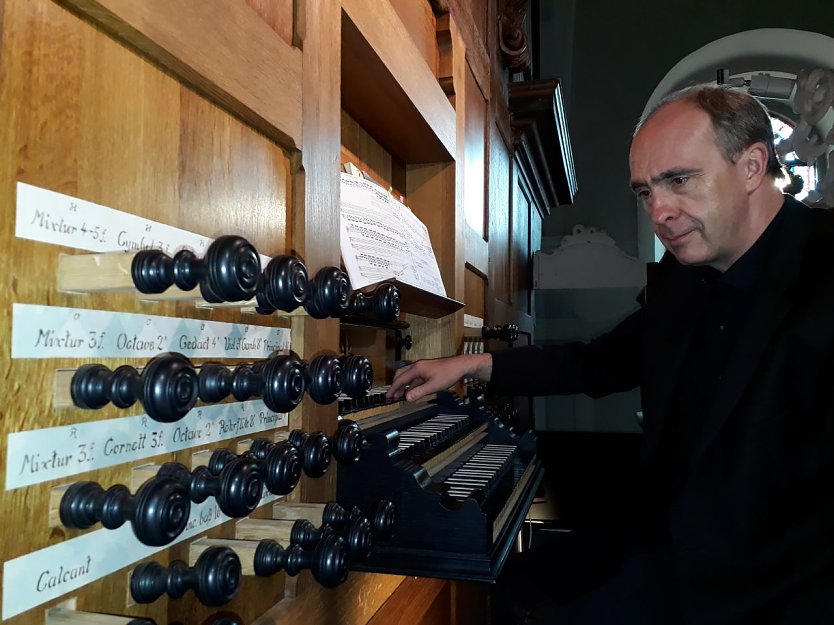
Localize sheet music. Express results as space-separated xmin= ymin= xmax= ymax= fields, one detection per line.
xmin=340 ymin=173 xmax=446 ymax=296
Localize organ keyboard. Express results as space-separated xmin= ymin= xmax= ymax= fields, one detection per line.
xmin=336 ymin=392 xmax=542 ymax=582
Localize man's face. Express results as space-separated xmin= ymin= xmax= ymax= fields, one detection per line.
xmin=629 ymin=101 xmax=753 ymax=272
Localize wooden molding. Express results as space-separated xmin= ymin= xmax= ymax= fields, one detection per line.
xmin=57 ymin=0 xmax=303 ymax=150
xmin=509 ymin=79 xmax=577 ymax=213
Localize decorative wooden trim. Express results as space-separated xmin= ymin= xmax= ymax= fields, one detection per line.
xmin=498 ymin=0 xmax=531 ymax=73
xmin=428 ymin=0 xmax=491 ymax=106
xmin=57 ymin=0 xmax=303 ymax=150
xmin=509 ymin=79 xmax=577 ymax=214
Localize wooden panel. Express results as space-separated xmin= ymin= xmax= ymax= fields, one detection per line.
xmin=340 ymin=111 xmax=400 ymax=196
xmin=512 ymin=174 xmax=531 ymax=315
xmin=464 ymin=268 xmax=486 ymax=319
xmin=462 ymin=60 xmax=486 ymax=237
xmin=465 ymin=224 xmax=488 ymax=277
xmin=389 ymin=0 xmax=438 ymax=77
xmin=367 ymin=577 xmax=449 ymax=625
xmin=244 ymin=0 xmax=294 ymax=46
xmin=342 ymin=0 xmax=456 ymax=162
xmin=0 ymin=1 xmax=293 ymax=623
xmin=251 ymin=573 xmax=406 ymax=625
xmin=488 ymin=120 xmax=512 ymax=305
xmin=450 ymin=581 xmax=489 ymax=625
xmin=407 ymin=163 xmax=457 ymax=297
xmin=291 ymin=0 xmax=342 ymax=506
xmin=59 ymin=0 xmax=303 ymax=149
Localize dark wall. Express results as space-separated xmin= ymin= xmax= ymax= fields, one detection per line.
xmin=537 ymin=0 xmax=834 ymax=258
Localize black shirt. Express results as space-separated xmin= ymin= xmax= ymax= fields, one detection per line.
xmin=661 ymin=198 xmax=800 ymax=493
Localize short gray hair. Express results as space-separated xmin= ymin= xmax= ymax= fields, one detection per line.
xmin=636 ymin=85 xmax=783 ymax=179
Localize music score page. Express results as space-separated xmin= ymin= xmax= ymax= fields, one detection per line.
xmin=340 ymin=173 xmax=446 ymax=296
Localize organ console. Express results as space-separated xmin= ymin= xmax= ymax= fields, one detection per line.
xmin=344 ymin=283 xmax=400 ymax=321
xmin=130 ymin=546 xmax=242 ymax=606
xmin=335 ymin=392 xmax=542 ymax=581
xmin=70 ymin=353 xmax=199 ymax=423
xmin=157 ymin=458 xmax=264 ymax=518
xmin=58 ymin=475 xmax=190 ymax=546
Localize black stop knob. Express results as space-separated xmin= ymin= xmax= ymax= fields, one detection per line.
xmin=158 ymin=459 xmax=263 ymax=518
xmin=345 ymin=283 xmax=400 ymax=321
xmin=332 ymin=419 xmax=364 ymax=465
xmin=287 ymin=430 xmax=331 ymax=478
xmin=132 ymin=236 xmax=260 ymax=303
xmin=338 ymin=354 xmax=373 ymax=399
xmin=255 ymin=255 xmax=308 ymax=314
xmin=291 ymin=517 xmax=372 ymax=562
xmin=198 ymin=363 xmax=233 ymax=403
xmin=289 ymin=519 xmax=334 ymax=548
xmin=305 ymin=353 xmax=342 ymax=404
xmin=369 ymin=500 xmax=397 ymax=541
xmin=70 ymin=353 xmax=199 ymax=423
xmin=229 ymin=355 xmax=306 ymax=413
xmin=303 ymin=266 xmax=351 ymax=319
xmin=254 ymin=534 xmax=348 ymax=587
xmin=213 ymin=442 xmax=302 ymax=497
xmin=59 ymin=476 xmax=190 ymax=547
xmin=481 ymin=323 xmax=519 ymax=343
xmin=130 ymin=546 xmax=241 ymax=606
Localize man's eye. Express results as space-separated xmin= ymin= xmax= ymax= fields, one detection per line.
xmin=672 ymin=176 xmax=689 ymax=186
xmin=635 ymin=188 xmax=650 ymax=199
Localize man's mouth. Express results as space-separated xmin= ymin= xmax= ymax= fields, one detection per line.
xmin=665 ymin=230 xmax=694 ymax=245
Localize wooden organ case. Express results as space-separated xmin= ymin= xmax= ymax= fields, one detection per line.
xmin=0 ymin=1 xmax=574 ymax=624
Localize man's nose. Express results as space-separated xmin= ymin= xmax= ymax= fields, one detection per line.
xmin=645 ymin=191 xmax=678 ymax=225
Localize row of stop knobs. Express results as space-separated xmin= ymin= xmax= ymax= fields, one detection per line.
xmin=60 ymin=422 xmax=367 ymax=546
xmin=70 ymin=351 xmax=373 ymax=423
xmin=130 ymin=235 xmax=400 ymax=321
xmin=129 ymin=500 xmax=395 ymax=607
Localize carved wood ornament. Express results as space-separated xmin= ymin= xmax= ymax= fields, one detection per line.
xmin=498 ymin=0 xmax=531 ymax=73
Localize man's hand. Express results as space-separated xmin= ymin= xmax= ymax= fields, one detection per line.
xmin=386 ymin=353 xmax=493 ymax=402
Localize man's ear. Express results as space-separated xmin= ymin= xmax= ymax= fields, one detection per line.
xmin=743 ymin=142 xmax=769 ymax=192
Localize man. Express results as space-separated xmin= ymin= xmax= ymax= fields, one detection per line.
xmin=387 ymin=85 xmax=834 ymax=623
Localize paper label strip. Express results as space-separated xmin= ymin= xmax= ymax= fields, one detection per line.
xmin=11 ymin=304 xmax=290 ymax=359
xmin=6 ymin=400 xmax=287 ymax=490
xmin=1 ymin=492 xmax=279 ymax=619
xmin=15 ymin=182 xmax=213 ymax=254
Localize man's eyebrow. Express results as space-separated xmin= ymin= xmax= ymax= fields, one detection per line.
xmin=630 ymin=168 xmax=702 ymax=191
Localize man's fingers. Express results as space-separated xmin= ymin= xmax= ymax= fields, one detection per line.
xmin=387 ymin=364 xmax=422 ymax=399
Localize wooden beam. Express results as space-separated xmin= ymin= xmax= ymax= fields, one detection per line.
xmin=57 ymin=0 xmax=303 ymax=149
